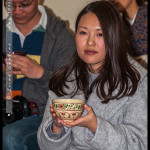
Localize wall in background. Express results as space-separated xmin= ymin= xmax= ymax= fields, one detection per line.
xmin=3 ymin=0 xmax=96 ymax=32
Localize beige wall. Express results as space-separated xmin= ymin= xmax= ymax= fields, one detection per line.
xmin=3 ymin=0 xmax=96 ymax=32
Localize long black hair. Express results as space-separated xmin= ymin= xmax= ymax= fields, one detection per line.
xmin=49 ymin=0 xmax=140 ymax=103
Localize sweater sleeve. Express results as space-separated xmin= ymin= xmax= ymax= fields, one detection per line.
xmin=32 ymin=28 xmax=75 ymax=90
xmin=46 ymin=120 xmax=68 ymax=139
xmin=83 ymin=76 xmax=147 ymax=150
xmin=33 ymin=17 xmax=75 ymax=90
xmin=22 ymin=16 xmax=75 ymax=115
xmin=37 ymin=91 xmax=72 ymax=150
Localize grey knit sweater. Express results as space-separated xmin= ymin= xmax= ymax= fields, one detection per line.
xmin=37 ymin=58 xmax=147 ymax=150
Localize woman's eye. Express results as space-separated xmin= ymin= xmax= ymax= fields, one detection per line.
xmin=79 ymin=31 xmax=87 ymax=35
xmin=97 ymin=33 xmax=103 ymax=37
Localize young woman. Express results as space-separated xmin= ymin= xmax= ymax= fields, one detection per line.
xmin=37 ymin=1 xmax=147 ymax=150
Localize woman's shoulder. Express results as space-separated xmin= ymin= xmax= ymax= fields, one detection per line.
xmin=48 ymin=70 xmax=77 ymax=97
xmin=134 ymin=3 xmax=147 ymax=25
xmin=137 ymin=3 xmax=147 ymax=18
xmin=129 ymin=56 xmax=147 ymax=80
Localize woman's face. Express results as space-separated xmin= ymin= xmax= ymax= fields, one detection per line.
xmin=75 ymin=12 xmax=106 ymax=73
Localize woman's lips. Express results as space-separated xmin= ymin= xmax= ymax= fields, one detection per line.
xmin=84 ymin=50 xmax=98 ymax=55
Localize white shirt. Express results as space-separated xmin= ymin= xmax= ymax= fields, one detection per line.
xmin=127 ymin=12 xmax=137 ymax=26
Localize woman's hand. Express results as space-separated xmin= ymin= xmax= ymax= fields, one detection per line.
xmin=50 ymin=104 xmax=65 ymax=134
xmin=64 ymin=104 xmax=97 ymax=133
xmin=10 ymin=55 xmax=44 ymax=79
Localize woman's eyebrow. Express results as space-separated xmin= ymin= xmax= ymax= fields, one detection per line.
xmin=79 ymin=26 xmax=102 ymax=31
xmin=79 ymin=26 xmax=88 ymax=29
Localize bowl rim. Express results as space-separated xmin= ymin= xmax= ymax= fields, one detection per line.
xmin=52 ymin=99 xmax=85 ymax=104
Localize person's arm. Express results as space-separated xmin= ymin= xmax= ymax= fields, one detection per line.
xmin=34 ymin=23 xmax=75 ymax=90
xmin=12 ymin=25 xmax=75 ymax=91
xmin=46 ymin=120 xmax=68 ymax=139
xmin=83 ymin=76 xmax=147 ymax=150
xmin=22 ymin=22 xmax=75 ymax=107
xmin=37 ymin=91 xmax=72 ymax=150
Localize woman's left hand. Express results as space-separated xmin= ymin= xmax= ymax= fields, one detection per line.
xmin=63 ymin=104 xmax=97 ymax=133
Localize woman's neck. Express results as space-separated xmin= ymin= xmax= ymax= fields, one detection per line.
xmin=126 ymin=1 xmax=139 ymax=20
xmin=88 ymin=66 xmax=100 ymax=74
xmin=88 ymin=63 xmax=103 ymax=74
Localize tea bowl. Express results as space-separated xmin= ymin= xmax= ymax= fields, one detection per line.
xmin=52 ymin=99 xmax=85 ymax=122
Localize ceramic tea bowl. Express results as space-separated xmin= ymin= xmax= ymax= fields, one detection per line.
xmin=52 ymin=99 xmax=85 ymax=122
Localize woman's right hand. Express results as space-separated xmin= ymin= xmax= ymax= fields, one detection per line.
xmin=50 ymin=104 xmax=64 ymax=134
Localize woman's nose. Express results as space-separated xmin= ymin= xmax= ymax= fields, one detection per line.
xmin=87 ymin=35 xmax=96 ymax=46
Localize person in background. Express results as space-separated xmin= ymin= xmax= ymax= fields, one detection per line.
xmin=2 ymin=0 xmax=75 ymax=150
xmin=37 ymin=1 xmax=147 ymax=150
xmin=108 ymin=0 xmax=148 ymax=68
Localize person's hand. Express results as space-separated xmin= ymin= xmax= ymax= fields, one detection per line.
xmin=10 ymin=54 xmax=44 ymax=79
xmin=63 ymin=104 xmax=97 ymax=133
xmin=50 ymin=104 xmax=65 ymax=134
